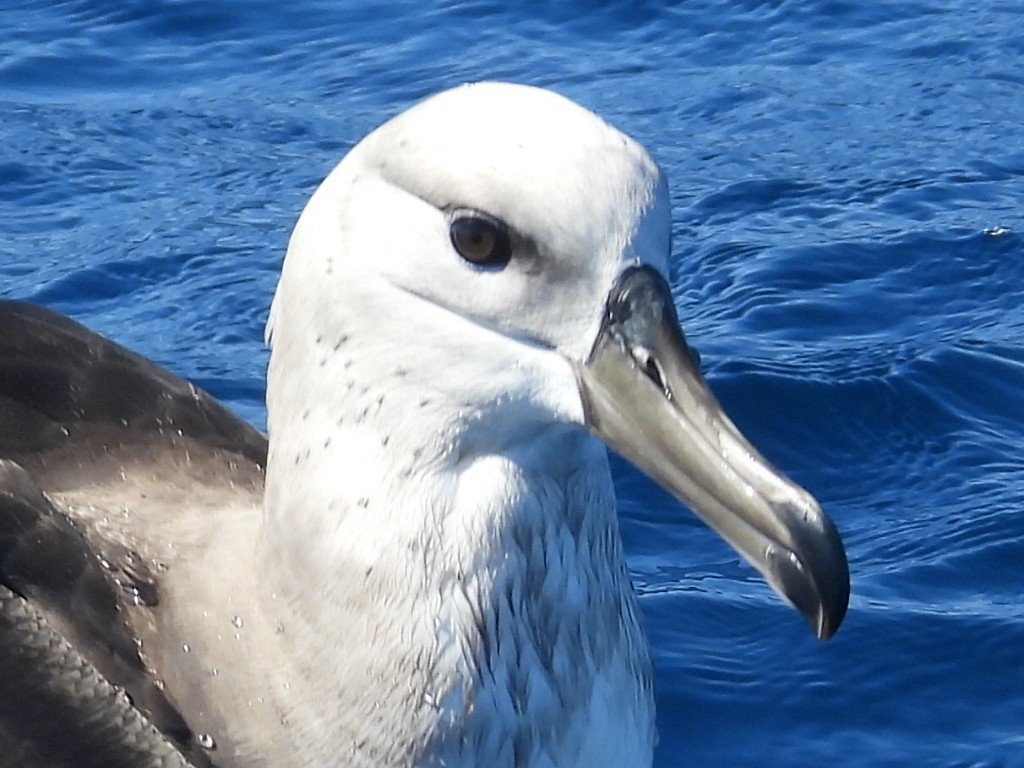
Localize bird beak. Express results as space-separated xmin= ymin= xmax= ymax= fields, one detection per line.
xmin=577 ymin=265 xmax=849 ymax=639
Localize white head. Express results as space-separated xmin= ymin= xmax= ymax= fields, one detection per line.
xmin=264 ymin=81 xmax=847 ymax=639
xmin=263 ymin=81 xmax=671 ymax=542
xmin=278 ymin=82 xmax=669 ymax=353
xmin=268 ymin=82 xmax=670 ymax=436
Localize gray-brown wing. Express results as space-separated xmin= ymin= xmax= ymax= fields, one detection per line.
xmin=0 ymin=300 xmax=268 ymax=767
xmin=0 ymin=583 xmax=197 ymax=768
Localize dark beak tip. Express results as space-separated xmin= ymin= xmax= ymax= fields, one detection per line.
xmin=810 ymin=560 xmax=850 ymax=642
xmin=814 ymin=599 xmax=847 ymax=641
xmin=768 ymin=525 xmax=850 ymax=641
xmin=789 ymin=585 xmax=847 ymax=642
xmin=785 ymin=506 xmax=850 ymax=642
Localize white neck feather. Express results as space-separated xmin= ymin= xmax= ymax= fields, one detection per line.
xmin=257 ymin=275 xmax=655 ymax=765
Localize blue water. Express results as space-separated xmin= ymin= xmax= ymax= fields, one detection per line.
xmin=3 ymin=1 xmax=1023 ymax=765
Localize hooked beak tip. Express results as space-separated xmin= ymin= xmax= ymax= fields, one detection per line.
xmin=579 ymin=264 xmax=850 ymax=640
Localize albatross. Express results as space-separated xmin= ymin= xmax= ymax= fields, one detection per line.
xmin=0 ymin=82 xmax=849 ymax=768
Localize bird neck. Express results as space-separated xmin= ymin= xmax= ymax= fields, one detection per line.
xmin=259 ymin=269 xmax=596 ymax=602
xmin=258 ymin=388 xmax=653 ymax=764
xmin=256 ymin=277 xmax=653 ymax=763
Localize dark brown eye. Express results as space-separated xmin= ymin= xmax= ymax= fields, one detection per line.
xmin=449 ymin=211 xmax=512 ymax=267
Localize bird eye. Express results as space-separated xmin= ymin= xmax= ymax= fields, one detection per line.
xmin=449 ymin=211 xmax=512 ymax=268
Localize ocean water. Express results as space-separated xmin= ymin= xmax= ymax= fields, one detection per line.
xmin=3 ymin=1 xmax=1024 ymax=766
